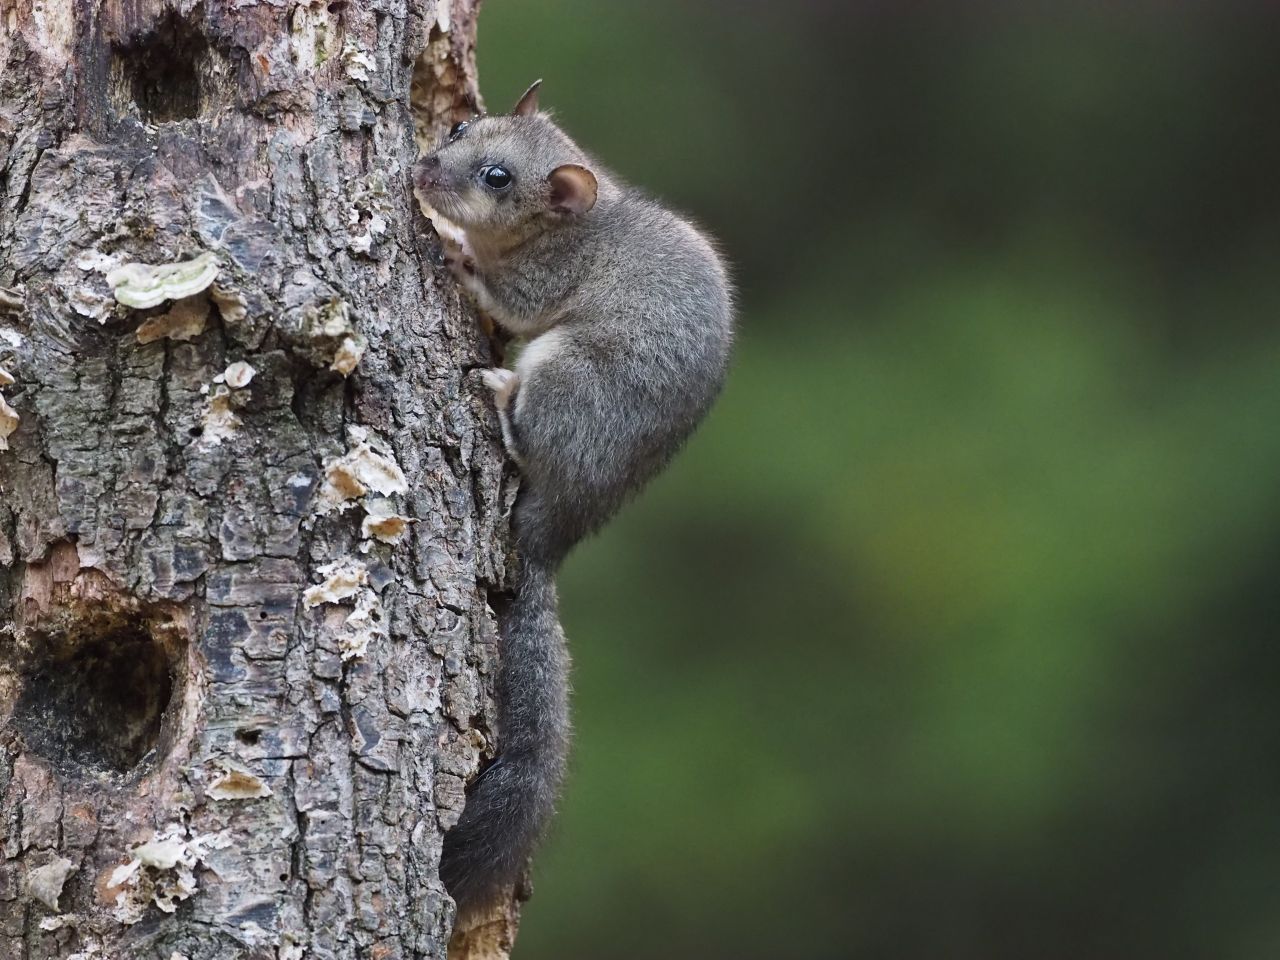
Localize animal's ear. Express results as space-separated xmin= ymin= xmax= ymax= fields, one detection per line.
xmin=546 ymin=164 xmax=598 ymax=216
xmin=512 ymin=79 xmax=543 ymax=117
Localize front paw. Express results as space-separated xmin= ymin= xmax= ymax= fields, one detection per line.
xmin=481 ymin=368 xmax=519 ymax=411
xmin=442 ymin=244 xmax=476 ymax=280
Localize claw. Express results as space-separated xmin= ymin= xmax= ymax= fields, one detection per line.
xmin=481 ymin=368 xmax=519 ymax=410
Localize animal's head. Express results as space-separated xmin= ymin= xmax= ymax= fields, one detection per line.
xmin=414 ymin=81 xmax=599 ymax=233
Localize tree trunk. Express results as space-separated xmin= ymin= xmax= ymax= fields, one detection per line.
xmin=0 ymin=2 xmax=521 ymax=957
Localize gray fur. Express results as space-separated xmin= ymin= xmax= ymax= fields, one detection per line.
xmin=415 ymin=89 xmax=734 ymax=917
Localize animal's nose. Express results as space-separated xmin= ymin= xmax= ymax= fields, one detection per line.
xmin=414 ymin=155 xmax=442 ymax=189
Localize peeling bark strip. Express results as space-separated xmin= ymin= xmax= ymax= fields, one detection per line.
xmin=0 ymin=2 xmax=521 ymax=958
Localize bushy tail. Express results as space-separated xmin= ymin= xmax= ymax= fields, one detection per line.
xmin=439 ymin=558 xmax=571 ymax=915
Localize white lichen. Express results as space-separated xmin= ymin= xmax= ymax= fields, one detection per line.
xmin=307 ymin=297 xmax=355 ymax=339
xmin=238 ymin=920 xmax=273 ymax=947
xmin=347 ymin=211 xmax=387 ymax=254
xmin=300 ymin=296 xmax=373 ymax=371
xmin=107 ymin=252 xmax=220 ymax=309
xmin=348 ymin=229 xmax=373 ymax=255
xmin=108 ymin=827 xmax=227 ymax=923
xmin=26 ymin=856 xmax=75 ymax=911
xmin=73 ymin=250 xmax=121 ymax=274
xmin=338 ymin=586 xmax=385 ymax=660
xmin=69 ymin=285 xmax=112 ymax=324
xmin=303 ymin=558 xmax=369 ymax=607
xmin=223 ymin=361 xmax=257 ymax=389
xmin=73 ymin=250 xmax=123 ymax=323
xmin=343 ymin=40 xmax=376 ymax=82
xmin=289 ymin=0 xmax=341 ymax=73
xmin=348 ymin=172 xmax=394 ymax=255
xmin=67 ymin=937 xmax=104 ymax=960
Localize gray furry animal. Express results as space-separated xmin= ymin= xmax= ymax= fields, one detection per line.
xmin=413 ymin=80 xmax=734 ymax=917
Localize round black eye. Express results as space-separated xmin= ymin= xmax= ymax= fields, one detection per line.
xmin=448 ymin=121 xmax=469 ymax=141
xmin=482 ymin=165 xmax=513 ymax=189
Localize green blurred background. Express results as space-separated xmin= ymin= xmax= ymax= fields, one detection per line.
xmin=475 ymin=2 xmax=1280 ymax=957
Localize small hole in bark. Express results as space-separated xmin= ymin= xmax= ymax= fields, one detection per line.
xmin=12 ymin=615 xmax=177 ymax=775
xmin=328 ymin=1 xmax=347 ymax=11
xmin=188 ymin=425 xmax=203 ymax=438
xmin=236 ymin=728 xmax=262 ymax=745
xmin=111 ymin=12 xmax=210 ymax=123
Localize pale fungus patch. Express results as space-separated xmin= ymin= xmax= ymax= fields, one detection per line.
xmin=289 ymin=0 xmax=342 ymax=73
xmin=361 ymin=498 xmax=412 ymax=545
xmin=330 ymin=335 xmax=365 ymax=375
xmin=339 ymin=587 xmax=385 ymax=660
xmin=26 ymin=856 xmax=76 ymax=911
xmin=67 ymin=936 xmax=105 ymax=960
xmin=0 ymin=364 xmax=17 ymax=450
xmin=301 ymin=296 xmax=370 ymax=371
xmin=303 ymin=428 xmax=409 ymax=660
xmin=210 ymin=283 xmax=247 ymax=324
xmin=343 ymin=40 xmax=376 ymax=83
xmin=198 ymin=385 xmax=241 ymax=446
xmin=0 ymin=392 xmax=18 ymax=451
xmin=107 ymin=252 xmax=220 ymax=309
xmin=69 ymin=285 xmax=113 ymax=323
xmin=307 ymin=297 xmax=355 ymax=339
xmin=315 ymin=427 xmax=409 ymax=515
xmin=107 ymin=826 xmax=227 ymax=923
xmin=135 ymin=295 xmax=209 ymax=344
xmin=222 ymin=361 xmax=256 ymax=389
xmin=207 ymin=762 xmax=272 ymax=801
xmin=303 ymin=557 xmax=388 ymax=660
xmin=303 ymin=558 xmax=369 ymax=607
xmin=73 ymin=250 xmax=121 ymax=273
xmin=348 ymin=172 xmax=394 ymax=255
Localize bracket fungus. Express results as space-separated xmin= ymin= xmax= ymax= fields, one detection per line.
xmin=106 ymin=252 xmax=220 ymax=309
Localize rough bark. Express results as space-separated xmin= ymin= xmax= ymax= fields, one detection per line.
xmin=0 ymin=2 xmax=522 ymax=957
